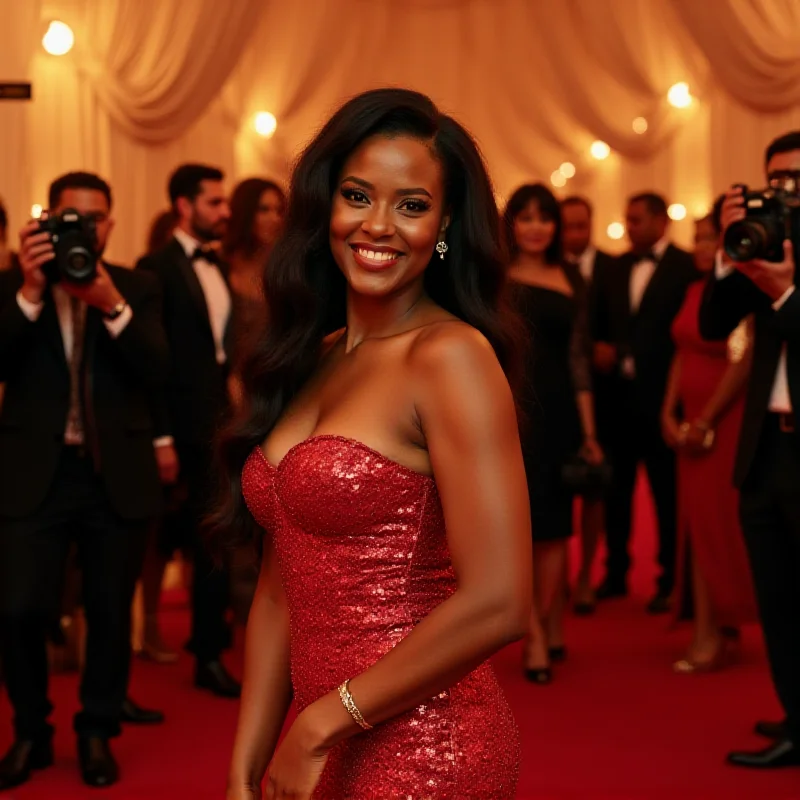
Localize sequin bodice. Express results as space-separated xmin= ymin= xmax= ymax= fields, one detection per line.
xmin=242 ymin=435 xmax=520 ymax=799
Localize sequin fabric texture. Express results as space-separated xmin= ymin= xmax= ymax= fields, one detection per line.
xmin=241 ymin=435 xmax=520 ymax=799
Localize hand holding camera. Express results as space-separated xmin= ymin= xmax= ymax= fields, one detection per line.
xmin=721 ymin=184 xmax=798 ymax=302
xmin=18 ymin=210 xmax=124 ymax=315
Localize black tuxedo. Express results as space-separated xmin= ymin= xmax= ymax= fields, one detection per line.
xmin=136 ymin=237 xmax=233 ymax=663
xmin=0 ymin=263 xmax=168 ymax=741
xmin=701 ymin=266 xmax=800 ymax=744
xmin=593 ymin=243 xmax=697 ymax=593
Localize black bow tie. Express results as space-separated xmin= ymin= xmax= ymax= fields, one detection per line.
xmin=192 ymin=247 xmax=221 ymax=266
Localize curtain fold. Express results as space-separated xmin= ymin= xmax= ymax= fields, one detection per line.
xmin=671 ymin=0 xmax=800 ymax=112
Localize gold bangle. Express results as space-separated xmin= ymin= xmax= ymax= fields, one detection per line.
xmin=337 ymin=680 xmax=373 ymax=731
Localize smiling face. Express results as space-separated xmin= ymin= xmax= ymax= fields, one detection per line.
xmin=329 ymin=134 xmax=447 ymax=299
xmin=512 ymin=201 xmax=556 ymax=258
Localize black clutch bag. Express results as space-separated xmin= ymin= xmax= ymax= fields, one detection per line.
xmin=561 ymin=453 xmax=613 ymax=497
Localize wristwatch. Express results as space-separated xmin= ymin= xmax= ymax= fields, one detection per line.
xmin=103 ymin=300 xmax=128 ymax=321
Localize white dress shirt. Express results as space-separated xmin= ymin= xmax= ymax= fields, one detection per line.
xmin=173 ymin=228 xmax=231 ymax=366
xmin=629 ymin=237 xmax=669 ymax=314
xmin=567 ymin=245 xmax=597 ymax=284
xmin=16 ymin=285 xmax=133 ymax=443
xmin=714 ymin=250 xmax=793 ymax=413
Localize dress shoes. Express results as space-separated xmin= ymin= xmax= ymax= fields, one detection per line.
xmin=595 ymin=579 xmax=628 ymax=601
xmin=727 ymin=738 xmax=800 ymax=768
xmin=195 ymin=660 xmax=241 ymax=698
xmin=0 ymin=736 xmax=53 ymax=790
xmin=78 ymin=736 xmax=119 ymax=788
xmin=646 ymin=592 xmax=672 ymax=615
xmin=121 ymin=696 xmax=165 ymax=725
xmin=755 ymin=719 xmax=789 ymax=740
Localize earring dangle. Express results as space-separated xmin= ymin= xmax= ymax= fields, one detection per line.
xmin=436 ymin=240 xmax=448 ymax=260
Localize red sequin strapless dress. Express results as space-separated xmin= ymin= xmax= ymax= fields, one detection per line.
xmin=242 ymin=435 xmax=520 ymax=799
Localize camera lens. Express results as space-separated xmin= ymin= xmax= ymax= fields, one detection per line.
xmin=64 ymin=246 xmax=95 ymax=282
xmin=724 ymin=220 xmax=767 ymax=262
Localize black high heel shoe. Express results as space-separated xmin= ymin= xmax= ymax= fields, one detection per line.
xmin=524 ymin=666 xmax=552 ymax=684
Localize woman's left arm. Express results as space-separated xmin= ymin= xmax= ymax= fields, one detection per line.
xmin=278 ymin=325 xmax=532 ymax=773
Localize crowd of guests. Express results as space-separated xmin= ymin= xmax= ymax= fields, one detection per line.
xmin=0 ymin=127 xmax=797 ymax=791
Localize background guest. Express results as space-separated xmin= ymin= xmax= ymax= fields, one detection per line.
xmin=504 ymin=183 xmax=602 ymax=682
xmin=145 ymin=210 xmax=178 ymax=257
xmin=662 ymin=201 xmax=757 ymax=673
xmin=593 ymin=193 xmax=697 ymax=612
xmin=561 ymin=195 xmax=619 ymax=615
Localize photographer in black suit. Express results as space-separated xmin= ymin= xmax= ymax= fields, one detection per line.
xmin=0 ymin=172 xmax=169 ymax=789
xmin=592 ymin=193 xmax=697 ymax=612
xmin=137 ymin=164 xmax=240 ymax=698
xmin=701 ymin=131 xmax=800 ymax=768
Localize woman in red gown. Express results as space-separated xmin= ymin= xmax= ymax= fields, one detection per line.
xmin=213 ymin=89 xmax=531 ymax=799
xmin=661 ymin=205 xmax=757 ymax=672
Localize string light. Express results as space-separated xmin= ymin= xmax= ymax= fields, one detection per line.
xmin=31 ymin=204 xmax=43 ymax=219
xmin=590 ymin=140 xmax=611 ymax=160
xmin=607 ymin=222 xmax=625 ymax=240
xmin=667 ymin=82 xmax=692 ymax=109
xmin=632 ymin=117 xmax=648 ymax=134
xmin=559 ymin=162 xmax=576 ymax=179
xmin=42 ymin=21 xmax=74 ymax=56
xmin=668 ymin=203 xmax=687 ymax=221
xmin=550 ymin=170 xmax=567 ymax=188
xmin=254 ymin=111 xmax=277 ymax=138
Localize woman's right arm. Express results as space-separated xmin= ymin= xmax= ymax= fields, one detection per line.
xmin=227 ymin=534 xmax=293 ymax=799
xmin=660 ymin=353 xmax=683 ymax=449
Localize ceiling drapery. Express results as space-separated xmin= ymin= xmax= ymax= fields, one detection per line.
xmin=1 ymin=0 xmax=799 ymax=263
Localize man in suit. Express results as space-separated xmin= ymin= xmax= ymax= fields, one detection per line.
xmin=561 ymin=196 xmax=619 ymax=615
xmin=137 ymin=163 xmax=240 ymax=698
xmin=701 ymin=131 xmax=800 ymax=768
xmin=0 ymin=172 xmax=169 ymax=789
xmin=593 ymin=193 xmax=697 ymax=612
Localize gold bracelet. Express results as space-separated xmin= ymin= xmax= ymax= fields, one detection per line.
xmin=337 ymin=680 xmax=373 ymax=731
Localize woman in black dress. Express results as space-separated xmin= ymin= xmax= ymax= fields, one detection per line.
xmin=504 ymin=184 xmax=602 ymax=681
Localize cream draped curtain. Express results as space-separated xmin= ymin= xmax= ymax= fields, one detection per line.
xmin=1 ymin=0 xmax=799 ymax=264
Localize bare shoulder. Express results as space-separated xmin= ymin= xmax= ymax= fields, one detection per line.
xmin=408 ymin=320 xmax=502 ymax=382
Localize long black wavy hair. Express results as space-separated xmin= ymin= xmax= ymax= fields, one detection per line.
xmin=209 ymin=87 xmax=524 ymax=548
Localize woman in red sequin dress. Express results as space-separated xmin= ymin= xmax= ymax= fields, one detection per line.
xmin=212 ymin=89 xmax=531 ymax=799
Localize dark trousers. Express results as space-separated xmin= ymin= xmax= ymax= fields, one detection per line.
xmin=604 ymin=408 xmax=677 ymax=594
xmin=739 ymin=416 xmax=800 ymax=743
xmin=0 ymin=448 xmax=146 ymax=740
xmin=175 ymin=442 xmax=230 ymax=663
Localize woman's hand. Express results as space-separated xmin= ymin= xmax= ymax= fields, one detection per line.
xmin=227 ymin=781 xmax=262 ymax=800
xmin=683 ymin=420 xmax=714 ymax=457
xmin=661 ymin=413 xmax=682 ymax=449
xmin=265 ymin=712 xmax=330 ymax=800
xmin=580 ymin=437 xmax=604 ymax=465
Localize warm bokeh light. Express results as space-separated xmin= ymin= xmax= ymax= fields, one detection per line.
xmin=667 ymin=82 xmax=692 ymax=109
xmin=42 ymin=21 xmax=74 ymax=56
xmin=668 ymin=203 xmax=687 ymax=221
xmin=632 ymin=117 xmax=648 ymax=134
xmin=607 ymin=221 xmax=625 ymax=240
xmin=550 ymin=170 xmax=567 ymax=188
xmin=590 ymin=140 xmax=611 ymax=160
xmin=254 ymin=111 xmax=277 ymax=138
xmin=559 ymin=161 xmax=576 ymax=179
xmin=31 ymin=204 xmax=43 ymax=219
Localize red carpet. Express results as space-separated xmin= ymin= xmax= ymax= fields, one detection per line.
xmin=3 ymin=478 xmax=800 ymax=799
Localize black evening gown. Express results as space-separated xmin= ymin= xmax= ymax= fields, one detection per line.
xmin=512 ymin=266 xmax=592 ymax=542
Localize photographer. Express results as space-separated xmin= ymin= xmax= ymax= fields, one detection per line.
xmin=700 ymin=131 xmax=800 ymax=768
xmin=0 ymin=172 xmax=168 ymax=789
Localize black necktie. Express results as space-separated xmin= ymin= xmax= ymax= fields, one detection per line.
xmin=192 ymin=246 xmax=221 ymax=267
xmin=637 ymin=249 xmax=657 ymax=263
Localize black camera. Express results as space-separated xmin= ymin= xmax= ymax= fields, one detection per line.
xmin=38 ymin=208 xmax=98 ymax=284
xmin=723 ymin=184 xmax=800 ymax=263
